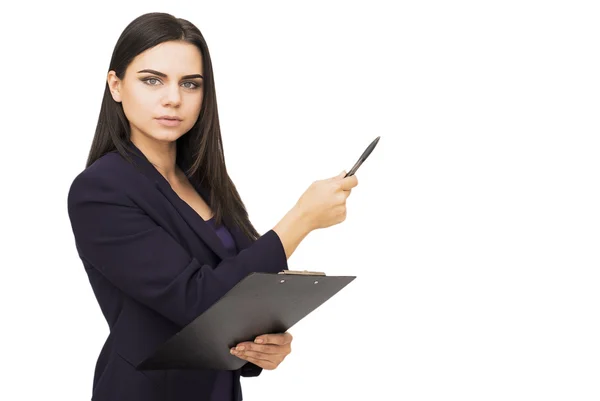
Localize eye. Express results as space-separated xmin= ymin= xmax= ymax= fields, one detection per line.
xmin=182 ymin=81 xmax=201 ymax=90
xmin=141 ymin=77 xmax=200 ymax=90
xmin=142 ymin=77 xmax=161 ymax=86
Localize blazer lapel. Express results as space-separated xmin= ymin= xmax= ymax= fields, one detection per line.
xmin=124 ymin=142 xmax=230 ymax=261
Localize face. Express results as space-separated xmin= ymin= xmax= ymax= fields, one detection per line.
xmin=107 ymin=40 xmax=204 ymax=145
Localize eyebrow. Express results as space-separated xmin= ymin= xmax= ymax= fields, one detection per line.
xmin=137 ymin=69 xmax=204 ymax=80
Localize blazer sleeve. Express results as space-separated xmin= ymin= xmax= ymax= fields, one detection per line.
xmin=241 ymin=362 xmax=263 ymax=377
xmin=67 ymin=170 xmax=289 ymax=328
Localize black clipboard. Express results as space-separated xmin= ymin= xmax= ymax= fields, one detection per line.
xmin=136 ymin=270 xmax=356 ymax=371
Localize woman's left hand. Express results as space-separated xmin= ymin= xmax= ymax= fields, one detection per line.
xmin=231 ymin=332 xmax=293 ymax=370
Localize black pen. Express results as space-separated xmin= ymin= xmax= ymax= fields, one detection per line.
xmin=345 ymin=136 xmax=380 ymax=177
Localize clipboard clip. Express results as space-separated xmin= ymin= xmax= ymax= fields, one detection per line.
xmin=278 ymin=270 xmax=326 ymax=276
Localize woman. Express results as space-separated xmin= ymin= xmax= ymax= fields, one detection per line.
xmin=67 ymin=12 xmax=358 ymax=401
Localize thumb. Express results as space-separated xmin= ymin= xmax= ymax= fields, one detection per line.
xmin=331 ymin=170 xmax=346 ymax=180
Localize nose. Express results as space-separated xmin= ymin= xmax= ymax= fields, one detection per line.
xmin=161 ymin=83 xmax=182 ymax=107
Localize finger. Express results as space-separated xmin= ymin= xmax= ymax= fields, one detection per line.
xmin=235 ymin=343 xmax=281 ymax=354
xmin=328 ymin=170 xmax=346 ymax=181
xmin=233 ymin=341 xmax=254 ymax=351
xmin=240 ymin=350 xmax=286 ymax=361
xmin=282 ymin=332 xmax=293 ymax=344
xmin=340 ymin=175 xmax=358 ymax=191
xmin=340 ymin=189 xmax=351 ymax=199
xmin=334 ymin=205 xmax=346 ymax=219
xmin=243 ymin=355 xmax=277 ymax=370
xmin=231 ymin=347 xmax=276 ymax=362
xmin=255 ymin=334 xmax=284 ymax=345
xmin=256 ymin=332 xmax=293 ymax=345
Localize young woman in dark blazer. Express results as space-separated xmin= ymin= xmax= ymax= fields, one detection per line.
xmin=67 ymin=12 xmax=358 ymax=401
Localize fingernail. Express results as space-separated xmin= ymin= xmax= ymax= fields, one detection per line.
xmin=230 ymin=348 xmax=236 ymax=354
xmin=255 ymin=338 xmax=264 ymax=344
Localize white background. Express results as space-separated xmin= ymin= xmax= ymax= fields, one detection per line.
xmin=1 ymin=1 xmax=599 ymax=400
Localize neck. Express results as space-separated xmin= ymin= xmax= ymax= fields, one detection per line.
xmin=130 ymin=134 xmax=181 ymax=184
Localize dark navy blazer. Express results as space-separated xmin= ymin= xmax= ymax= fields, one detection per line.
xmin=67 ymin=142 xmax=289 ymax=401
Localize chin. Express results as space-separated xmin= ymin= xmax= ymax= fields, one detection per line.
xmin=148 ymin=129 xmax=187 ymax=143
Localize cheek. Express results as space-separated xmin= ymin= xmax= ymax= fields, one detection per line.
xmin=184 ymin=94 xmax=204 ymax=126
xmin=190 ymin=93 xmax=203 ymax=115
xmin=122 ymin=90 xmax=155 ymax=125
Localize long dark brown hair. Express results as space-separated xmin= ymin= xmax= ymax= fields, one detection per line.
xmin=86 ymin=12 xmax=259 ymax=241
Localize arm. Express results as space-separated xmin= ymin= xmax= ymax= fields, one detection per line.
xmin=272 ymin=206 xmax=312 ymax=259
xmin=67 ymin=171 xmax=309 ymax=328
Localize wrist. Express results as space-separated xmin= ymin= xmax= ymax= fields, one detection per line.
xmin=288 ymin=204 xmax=313 ymax=236
xmin=272 ymin=205 xmax=313 ymax=260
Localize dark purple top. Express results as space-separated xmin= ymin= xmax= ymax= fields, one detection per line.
xmin=206 ymin=216 xmax=237 ymax=401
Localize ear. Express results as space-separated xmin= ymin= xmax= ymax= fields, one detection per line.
xmin=107 ymin=70 xmax=123 ymax=103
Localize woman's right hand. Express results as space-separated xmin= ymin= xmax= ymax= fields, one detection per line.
xmin=272 ymin=170 xmax=359 ymax=259
xmin=294 ymin=170 xmax=359 ymax=231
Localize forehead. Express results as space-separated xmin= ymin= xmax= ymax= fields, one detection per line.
xmin=128 ymin=41 xmax=203 ymax=75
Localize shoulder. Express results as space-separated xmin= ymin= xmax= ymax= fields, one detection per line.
xmin=67 ymin=151 xmax=141 ymax=211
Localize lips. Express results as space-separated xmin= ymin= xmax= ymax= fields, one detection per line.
xmin=156 ymin=116 xmax=182 ymax=121
xmin=155 ymin=117 xmax=182 ymax=127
